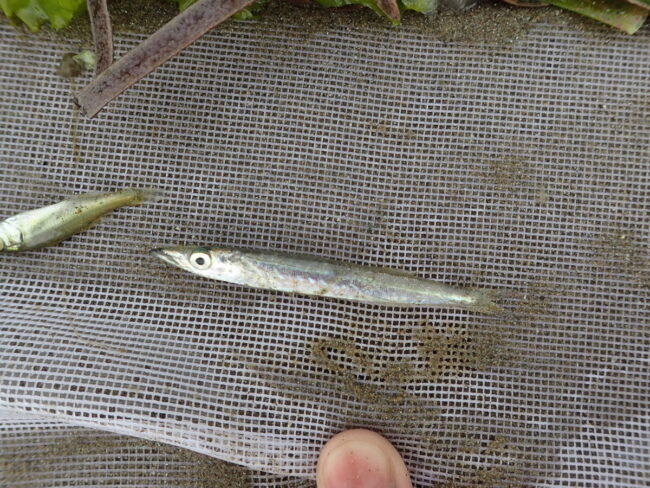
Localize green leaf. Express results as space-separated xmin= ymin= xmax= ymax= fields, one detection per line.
xmin=178 ymin=0 xmax=196 ymax=10
xmin=1 ymin=0 xmax=85 ymax=31
xmin=400 ymin=0 xmax=436 ymax=14
xmin=546 ymin=0 xmax=648 ymax=34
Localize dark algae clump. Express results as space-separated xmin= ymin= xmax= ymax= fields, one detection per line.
xmin=485 ymin=159 xmax=529 ymax=191
xmin=2 ymin=433 xmax=252 ymax=488
xmin=310 ymin=319 xmax=511 ymax=404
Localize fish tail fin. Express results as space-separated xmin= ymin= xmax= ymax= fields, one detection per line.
xmin=466 ymin=288 xmax=505 ymax=315
xmin=126 ymin=188 xmax=164 ymax=206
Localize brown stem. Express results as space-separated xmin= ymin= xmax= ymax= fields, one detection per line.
xmin=87 ymin=0 xmax=113 ymax=74
xmin=76 ymin=0 xmax=256 ymax=118
xmin=376 ymin=0 xmax=401 ymax=21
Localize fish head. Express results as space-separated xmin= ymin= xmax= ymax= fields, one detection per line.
xmin=0 ymin=219 xmax=23 ymax=252
xmin=150 ymin=245 xmax=239 ymax=280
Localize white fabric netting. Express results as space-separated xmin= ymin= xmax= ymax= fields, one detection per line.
xmin=1 ymin=9 xmax=649 ymax=487
xmin=0 ymin=410 xmax=310 ymax=486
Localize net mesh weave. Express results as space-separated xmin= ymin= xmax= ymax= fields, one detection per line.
xmin=0 ymin=13 xmax=649 ymax=487
xmin=0 ymin=410 xmax=310 ymax=487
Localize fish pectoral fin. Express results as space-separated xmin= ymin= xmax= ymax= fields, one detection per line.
xmin=79 ymin=216 xmax=104 ymax=233
xmin=46 ymin=216 xmax=104 ymax=248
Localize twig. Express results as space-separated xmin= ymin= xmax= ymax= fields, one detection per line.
xmin=76 ymin=0 xmax=256 ymax=118
xmin=87 ymin=0 xmax=113 ymax=74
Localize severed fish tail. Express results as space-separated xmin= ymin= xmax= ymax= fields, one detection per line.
xmin=465 ymin=288 xmax=504 ymax=315
xmin=126 ymin=188 xmax=164 ymax=205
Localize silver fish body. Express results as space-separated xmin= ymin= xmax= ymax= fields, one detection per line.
xmin=0 ymin=188 xmax=158 ymax=252
xmin=152 ymin=246 xmax=502 ymax=314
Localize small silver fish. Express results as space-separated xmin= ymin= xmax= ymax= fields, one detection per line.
xmin=151 ymin=246 xmax=502 ymax=314
xmin=0 ymin=188 xmax=159 ymax=252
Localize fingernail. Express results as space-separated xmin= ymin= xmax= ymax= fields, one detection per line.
xmin=320 ymin=440 xmax=395 ymax=488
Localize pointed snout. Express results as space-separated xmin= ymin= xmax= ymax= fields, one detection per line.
xmin=149 ymin=247 xmax=184 ymax=267
xmin=149 ymin=247 xmax=163 ymax=256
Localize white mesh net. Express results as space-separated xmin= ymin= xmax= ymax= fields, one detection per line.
xmin=1 ymin=7 xmax=649 ymax=487
xmin=0 ymin=410 xmax=310 ymax=486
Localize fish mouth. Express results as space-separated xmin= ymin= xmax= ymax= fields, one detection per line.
xmin=149 ymin=247 xmax=183 ymax=267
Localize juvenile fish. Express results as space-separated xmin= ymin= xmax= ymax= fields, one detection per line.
xmin=151 ymin=246 xmax=502 ymax=314
xmin=0 ymin=188 xmax=159 ymax=252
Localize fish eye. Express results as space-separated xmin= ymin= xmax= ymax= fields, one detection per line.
xmin=190 ymin=250 xmax=211 ymax=270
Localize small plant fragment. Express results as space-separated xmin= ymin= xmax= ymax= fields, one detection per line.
xmin=546 ymin=0 xmax=648 ymax=34
xmin=75 ymin=0 xmax=257 ymax=117
xmin=57 ymin=50 xmax=97 ymax=78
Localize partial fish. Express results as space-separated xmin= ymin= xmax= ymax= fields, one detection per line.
xmin=0 ymin=188 xmax=159 ymax=252
xmin=151 ymin=246 xmax=502 ymax=314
